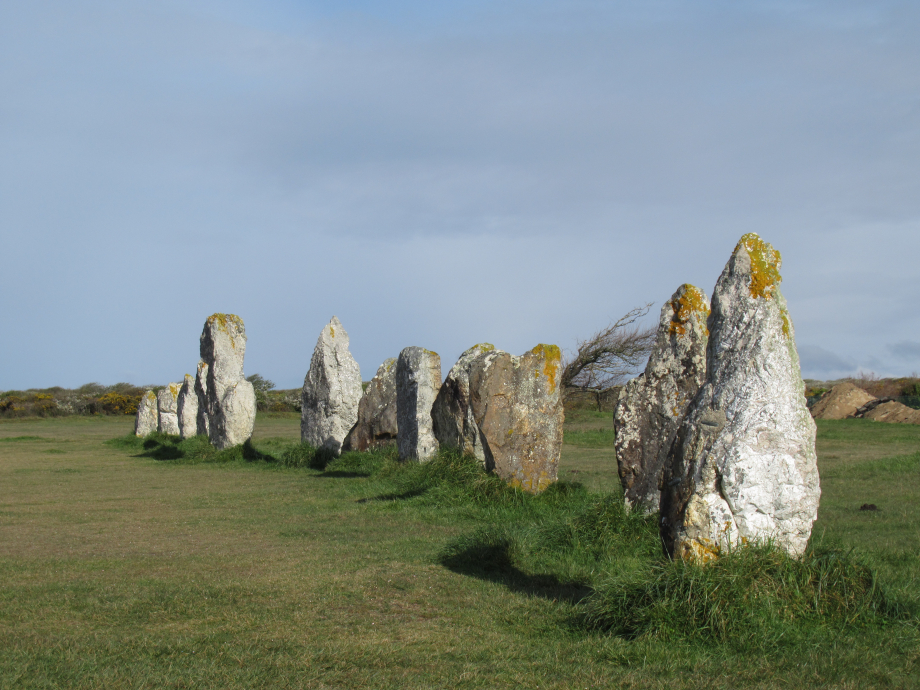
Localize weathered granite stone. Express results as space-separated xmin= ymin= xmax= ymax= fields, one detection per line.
xmin=661 ymin=234 xmax=820 ymax=561
xmin=432 ymin=343 xmax=498 ymax=464
xmin=176 ymin=374 xmax=198 ymax=439
xmin=301 ymin=316 xmax=363 ymax=455
xmin=468 ymin=344 xmax=564 ymax=493
xmin=200 ymin=313 xmax=256 ymax=450
xmin=614 ymin=284 xmax=710 ymax=513
xmin=862 ymin=401 xmax=920 ymax=424
xmin=195 ymin=361 xmax=210 ymax=437
xmin=157 ymin=382 xmax=181 ymax=435
xmin=396 ymin=347 xmax=442 ymax=462
xmin=343 ymin=357 xmax=398 ymax=452
xmin=810 ymin=383 xmax=876 ymax=420
xmin=135 ymin=389 xmax=158 ymax=437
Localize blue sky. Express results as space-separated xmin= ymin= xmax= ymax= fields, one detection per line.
xmin=2 ymin=0 xmax=919 ymax=389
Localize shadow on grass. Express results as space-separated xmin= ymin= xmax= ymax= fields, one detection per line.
xmin=440 ymin=537 xmax=592 ymax=605
xmin=320 ymin=470 xmax=374 ymax=479
xmin=356 ymin=487 xmax=428 ymax=503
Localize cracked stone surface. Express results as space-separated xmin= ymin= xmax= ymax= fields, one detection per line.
xmin=396 ymin=347 xmax=441 ymax=462
xmin=343 ymin=357 xmax=398 ymax=452
xmin=200 ymin=314 xmax=255 ymax=450
xmin=301 ymin=316 xmax=363 ymax=455
xmin=614 ymin=284 xmax=710 ymax=513
xmin=660 ymin=234 xmax=820 ymax=561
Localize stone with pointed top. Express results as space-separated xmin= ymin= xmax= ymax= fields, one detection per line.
xmin=176 ymin=374 xmax=198 ymax=439
xmin=660 ymin=234 xmax=820 ymax=561
xmin=200 ymin=313 xmax=255 ymax=450
xmin=157 ymin=382 xmax=181 ymax=435
xmin=135 ymin=389 xmax=158 ymax=437
xmin=396 ymin=347 xmax=441 ymax=462
xmin=614 ymin=284 xmax=710 ymax=513
xmin=301 ymin=316 xmax=363 ymax=455
xmin=343 ymin=357 xmax=398 ymax=452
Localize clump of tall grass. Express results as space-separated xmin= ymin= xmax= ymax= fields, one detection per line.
xmin=583 ymin=542 xmax=911 ymax=647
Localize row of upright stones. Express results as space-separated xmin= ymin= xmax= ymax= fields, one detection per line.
xmin=614 ymin=233 xmax=820 ymax=561
xmin=300 ymin=318 xmax=564 ymax=493
xmin=134 ymin=314 xmax=256 ymax=450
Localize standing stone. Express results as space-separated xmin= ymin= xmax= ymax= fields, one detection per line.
xmin=135 ymin=389 xmax=158 ymax=437
xmin=343 ymin=358 xmax=398 ymax=452
xmin=301 ymin=316 xmax=363 ymax=455
xmin=396 ymin=347 xmax=442 ymax=462
xmin=660 ymin=234 xmax=820 ymax=561
xmin=176 ymin=373 xmax=198 ymax=439
xmin=200 ymin=313 xmax=256 ymax=450
xmin=432 ymin=343 xmax=497 ymax=464
xmin=156 ymin=382 xmax=181 ymax=435
xmin=810 ymin=383 xmax=876 ymax=420
xmin=194 ymin=360 xmax=210 ymax=437
xmin=614 ymin=285 xmax=710 ymax=513
xmin=467 ymin=345 xmax=564 ymax=493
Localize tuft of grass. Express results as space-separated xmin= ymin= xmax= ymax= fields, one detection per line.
xmin=583 ymin=543 xmax=912 ymax=647
xmin=0 ymin=435 xmax=46 ymax=442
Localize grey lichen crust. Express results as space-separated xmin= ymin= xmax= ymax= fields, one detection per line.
xmin=301 ymin=316 xmax=363 ymax=456
xmin=660 ymin=234 xmax=820 ymax=561
xmin=200 ymin=313 xmax=256 ymax=450
xmin=396 ymin=347 xmax=442 ymax=462
xmin=135 ymin=389 xmax=158 ymax=436
xmin=343 ymin=357 xmax=398 ymax=452
xmin=614 ymin=284 xmax=710 ymax=513
xmin=157 ymin=382 xmax=181 ymax=435
xmin=176 ymin=373 xmax=198 ymax=439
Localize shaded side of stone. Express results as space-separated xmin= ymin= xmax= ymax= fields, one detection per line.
xmin=660 ymin=233 xmax=820 ymax=561
xmin=469 ymin=344 xmax=564 ymax=494
xmin=614 ymin=284 xmax=710 ymax=513
xmin=135 ymin=390 xmax=158 ymax=437
xmin=396 ymin=347 xmax=441 ymax=462
xmin=177 ymin=373 xmax=198 ymax=439
xmin=301 ymin=316 xmax=363 ymax=455
xmin=432 ymin=343 xmax=498 ymax=464
xmin=157 ymin=382 xmax=181 ymax=435
xmin=343 ymin=357 xmax=398 ymax=452
xmin=195 ymin=361 xmax=210 ymax=437
xmin=200 ymin=313 xmax=255 ymax=450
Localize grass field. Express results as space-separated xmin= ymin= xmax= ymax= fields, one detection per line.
xmin=0 ymin=410 xmax=918 ymax=689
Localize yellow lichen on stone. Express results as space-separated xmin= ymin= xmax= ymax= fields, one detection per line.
xmin=736 ymin=233 xmax=782 ymax=300
xmin=329 ymin=326 xmax=335 ymax=338
xmin=169 ymin=383 xmax=179 ymax=397
xmin=207 ymin=313 xmax=244 ymax=349
xmin=474 ymin=343 xmax=495 ymax=352
xmin=530 ymin=344 xmax=561 ymax=394
xmin=668 ymin=284 xmax=711 ymax=336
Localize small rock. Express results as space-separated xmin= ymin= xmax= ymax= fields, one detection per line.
xmin=343 ymin=358 xmax=398 ymax=452
xmin=810 ymin=383 xmax=876 ymax=420
xmin=176 ymin=374 xmax=198 ymax=439
xmin=157 ymin=382 xmax=181 ymax=435
xmin=396 ymin=347 xmax=442 ymax=462
xmin=301 ymin=316 xmax=363 ymax=455
xmin=134 ymin=390 xmax=158 ymax=437
xmin=614 ymin=284 xmax=710 ymax=513
xmin=661 ymin=233 xmax=820 ymax=561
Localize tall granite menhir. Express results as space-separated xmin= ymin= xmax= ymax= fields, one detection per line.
xmin=200 ymin=314 xmax=256 ymax=450
xmin=176 ymin=373 xmax=198 ymax=439
xmin=614 ymin=284 xmax=709 ymax=513
xmin=157 ymin=382 xmax=181 ymax=435
xmin=301 ymin=316 xmax=362 ymax=455
xmin=343 ymin=357 xmax=398 ymax=452
xmin=194 ymin=360 xmax=210 ymax=437
xmin=660 ymin=234 xmax=820 ymax=561
xmin=396 ymin=347 xmax=441 ymax=462
xmin=135 ymin=390 xmax=158 ymax=436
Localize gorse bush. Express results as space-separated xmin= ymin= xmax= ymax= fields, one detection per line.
xmin=1 ymin=383 xmax=144 ymax=418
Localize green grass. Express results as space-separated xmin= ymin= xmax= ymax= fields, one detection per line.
xmin=0 ymin=415 xmax=919 ymax=688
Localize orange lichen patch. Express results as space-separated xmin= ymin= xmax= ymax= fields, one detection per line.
xmin=530 ymin=344 xmax=561 ymax=394
xmin=668 ymin=284 xmax=711 ymax=336
xmin=735 ymin=233 xmax=782 ymax=300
